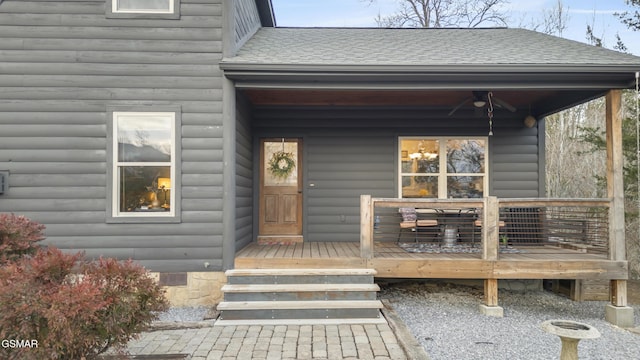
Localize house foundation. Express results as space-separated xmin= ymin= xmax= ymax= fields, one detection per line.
xmin=149 ymin=271 xmax=227 ymax=307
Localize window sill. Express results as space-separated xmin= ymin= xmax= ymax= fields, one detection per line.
xmin=106 ymin=213 xmax=181 ymax=224
xmin=106 ymin=11 xmax=181 ymax=20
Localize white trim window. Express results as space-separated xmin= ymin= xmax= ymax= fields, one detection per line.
xmin=112 ymin=112 xmax=176 ymax=217
xmin=112 ymin=0 xmax=174 ymax=14
xmin=399 ymin=137 xmax=488 ymax=199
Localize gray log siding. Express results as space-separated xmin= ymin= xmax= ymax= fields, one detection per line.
xmin=235 ymin=93 xmax=253 ymax=251
xmin=253 ymin=107 xmax=541 ymax=242
xmin=0 ymin=0 xmax=228 ymax=272
xmin=0 ymin=0 xmax=543 ymax=263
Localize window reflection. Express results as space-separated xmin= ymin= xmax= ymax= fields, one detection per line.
xmin=117 ymin=115 xmax=171 ymax=162
xmin=447 ymin=176 xmax=483 ymax=198
xmin=447 ymin=140 xmax=485 ymax=174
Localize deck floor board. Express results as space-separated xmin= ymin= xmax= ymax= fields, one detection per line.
xmin=236 ymin=242 xmax=608 ymax=261
xmin=234 ymin=241 xmax=621 ymax=279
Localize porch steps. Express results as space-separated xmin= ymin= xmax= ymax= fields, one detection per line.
xmin=216 ymin=268 xmax=385 ymax=325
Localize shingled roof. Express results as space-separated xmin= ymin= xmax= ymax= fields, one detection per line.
xmin=224 ymin=27 xmax=640 ymax=67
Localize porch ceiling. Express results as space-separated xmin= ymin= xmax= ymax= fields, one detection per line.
xmin=240 ymin=88 xmax=604 ymax=118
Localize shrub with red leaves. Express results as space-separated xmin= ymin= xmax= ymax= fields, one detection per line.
xmin=0 ymin=216 xmax=169 ymax=360
xmin=0 ymin=213 xmax=45 ymax=263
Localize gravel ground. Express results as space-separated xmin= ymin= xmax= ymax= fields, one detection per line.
xmin=156 ymin=306 xmax=210 ymax=322
xmin=379 ymin=281 xmax=640 ymax=360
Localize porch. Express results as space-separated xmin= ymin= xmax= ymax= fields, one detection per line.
xmin=233 ymin=195 xmax=630 ymax=322
xmin=235 ymin=196 xmax=627 ymax=281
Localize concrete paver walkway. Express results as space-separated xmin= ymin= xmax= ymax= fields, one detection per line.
xmin=127 ymin=323 xmax=408 ymax=360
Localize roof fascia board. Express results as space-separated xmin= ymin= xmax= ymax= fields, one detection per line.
xmin=220 ymin=62 xmax=640 ymax=74
xmin=222 ymin=64 xmax=640 ymax=89
xmin=227 ymin=75 xmax=635 ymax=91
xmin=232 ymin=82 xmax=622 ymax=91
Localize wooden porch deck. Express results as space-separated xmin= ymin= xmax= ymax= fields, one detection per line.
xmin=235 ymin=241 xmax=627 ymax=280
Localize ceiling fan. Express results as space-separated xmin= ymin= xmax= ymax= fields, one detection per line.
xmin=448 ymin=91 xmax=517 ymax=117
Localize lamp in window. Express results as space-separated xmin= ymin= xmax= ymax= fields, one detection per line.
xmin=409 ymin=142 xmax=438 ymax=160
xmin=157 ymin=177 xmax=171 ymax=209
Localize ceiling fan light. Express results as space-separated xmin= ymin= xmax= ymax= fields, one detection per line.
xmin=473 ymin=100 xmax=486 ymax=108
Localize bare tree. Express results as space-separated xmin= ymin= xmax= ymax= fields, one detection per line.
xmin=541 ymin=0 xmax=569 ymax=36
xmin=364 ymin=0 xmax=509 ymax=28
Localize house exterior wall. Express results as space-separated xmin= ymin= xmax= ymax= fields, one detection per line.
xmin=235 ymin=93 xmax=254 ymax=251
xmin=253 ymin=106 xmax=542 ymax=242
xmin=0 ymin=0 xmax=247 ymax=274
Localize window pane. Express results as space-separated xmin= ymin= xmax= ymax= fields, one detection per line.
xmin=117 ymin=0 xmax=171 ymax=11
xmin=447 ymin=176 xmax=483 ymax=198
xmin=117 ymin=114 xmax=172 ymax=162
xmin=401 ymin=139 xmax=439 ymax=173
xmin=402 ymin=176 xmax=438 ymax=198
xmin=119 ymin=166 xmax=171 ymax=212
xmin=447 ymin=139 xmax=485 ymax=173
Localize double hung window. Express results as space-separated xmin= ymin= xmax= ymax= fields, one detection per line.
xmin=399 ymin=137 xmax=487 ymax=199
xmin=110 ymin=111 xmax=177 ymax=219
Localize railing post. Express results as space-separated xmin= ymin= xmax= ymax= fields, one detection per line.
xmin=482 ymin=196 xmax=499 ymax=261
xmin=360 ymin=194 xmax=373 ymax=260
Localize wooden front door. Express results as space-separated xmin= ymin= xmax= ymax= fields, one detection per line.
xmin=258 ymin=138 xmax=303 ymax=243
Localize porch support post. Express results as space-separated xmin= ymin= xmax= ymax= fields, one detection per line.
xmin=480 ymin=279 xmax=503 ymax=317
xmin=604 ymin=89 xmax=633 ymax=327
xmin=606 ymin=89 xmax=626 ymax=262
xmin=480 ymin=196 xmax=503 ymax=317
xmin=360 ymin=195 xmax=373 ymax=260
xmin=482 ymin=196 xmax=499 ymax=261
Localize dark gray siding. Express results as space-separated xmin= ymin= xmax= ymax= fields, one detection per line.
xmin=306 ymin=134 xmax=395 ymax=242
xmin=235 ymin=93 xmax=253 ymax=250
xmin=254 ymin=107 xmax=541 ymax=242
xmin=491 ymin=126 xmax=542 ymax=198
xmin=0 ymin=0 xmax=225 ymax=272
xmin=234 ymin=0 xmax=261 ymax=50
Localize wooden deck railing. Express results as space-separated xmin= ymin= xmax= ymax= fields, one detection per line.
xmin=360 ymin=195 xmax=612 ymax=260
xmin=498 ymin=198 xmax=611 ymax=256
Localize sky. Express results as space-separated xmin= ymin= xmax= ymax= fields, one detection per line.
xmin=271 ymin=0 xmax=640 ymax=55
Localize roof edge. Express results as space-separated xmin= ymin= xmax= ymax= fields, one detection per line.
xmin=255 ymin=0 xmax=275 ymax=27
xmin=220 ymin=62 xmax=640 ymax=74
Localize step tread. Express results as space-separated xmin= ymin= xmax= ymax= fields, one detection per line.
xmin=214 ymin=317 xmax=387 ymax=326
xmin=225 ymin=268 xmax=377 ymax=277
xmin=222 ymin=283 xmax=380 ymax=293
xmin=218 ymin=300 xmax=384 ymax=310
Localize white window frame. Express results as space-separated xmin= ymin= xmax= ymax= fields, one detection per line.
xmin=112 ymin=111 xmax=176 ymax=218
xmin=112 ymin=0 xmax=174 ymax=14
xmin=398 ymin=136 xmax=489 ymax=199
xmin=106 ymin=0 xmax=180 ymax=19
